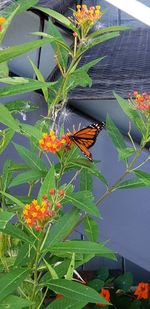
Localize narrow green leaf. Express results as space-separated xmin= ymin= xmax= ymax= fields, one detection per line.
xmin=83 ymin=216 xmax=99 ymax=242
xmin=49 ymin=241 xmax=116 ymax=260
xmin=114 ymin=92 xmax=146 ymax=136
xmin=21 ymin=123 xmax=42 ymax=140
xmin=0 ymin=128 xmax=14 ymax=154
xmin=0 ymin=295 xmax=33 ymax=309
xmin=0 ymin=38 xmax=51 ymax=64
xmin=0 ymin=211 xmax=14 ymax=229
xmin=43 ymin=208 xmax=81 ymax=249
xmin=13 ymin=143 xmax=47 ymax=172
xmin=17 ymin=0 xmax=38 ymax=14
xmin=0 ymin=268 xmax=30 ymax=302
xmin=43 ymin=258 xmax=59 ymax=279
xmin=65 ymin=191 xmax=100 ymax=217
xmin=0 ymin=191 xmax=24 ymax=208
xmin=117 ymin=177 xmax=146 ymax=189
xmin=2 ymin=224 xmax=33 ymax=244
xmin=134 ymin=170 xmax=150 ymax=186
xmin=80 ymin=169 xmax=92 ymax=191
xmin=47 ymin=19 xmax=69 ymax=69
xmin=46 ymin=298 xmax=87 ymax=309
xmin=68 ymin=57 xmax=105 ymax=90
xmin=35 ymin=7 xmax=78 ymax=33
xmin=0 ymin=104 xmax=20 ymax=131
xmin=118 ymin=147 xmax=135 ymax=160
xmin=0 ymin=62 xmax=9 ymax=78
xmin=9 ymin=170 xmax=43 ymax=188
xmin=89 ymin=25 xmax=130 ymax=39
xmin=106 ymin=114 xmax=127 ymax=159
xmin=38 ymin=165 xmax=55 ymax=203
xmin=0 ymin=78 xmax=55 ymax=97
xmin=44 ymin=279 xmax=109 ymax=304
xmin=65 ymin=253 xmax=75 ymax=280
xmin=5 ymin=100 xmax=35 ymax=113
xmin=29 ymin=58 xmax=49 ymax=102
xmin=0 ymin=5 xmax=20 ymax=43
xmin=82 ymin=32 xmax=120 ymax=54
xmin=68 ymin=158 xmax=107 ymax=185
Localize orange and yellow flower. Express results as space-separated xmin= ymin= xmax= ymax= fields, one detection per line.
xmin=97 ymin=288 xmax=110 ymax=307
xmin=134 ymin=282 xmax=150 ymax=300
xmin=129 ymin=91 xmax=150 ymax=114
xmin=0 ymin=16 xmax=6 ymax=32
xmin=74 ymin=4 xmax=102 ymax=27
xmin=23 ymin=198 xmax=55 ymax=230
xmin=39 ymin=130 xmax=69 ymax=153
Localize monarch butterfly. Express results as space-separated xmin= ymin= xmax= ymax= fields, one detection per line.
xmin=68 ymin=122 xmax=105 ymax=161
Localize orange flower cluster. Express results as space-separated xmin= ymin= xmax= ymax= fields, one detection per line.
xmin=134 ymin=282 xmax=150 ymax=300
xmin=0 ymin=16 xmax=6 ymax=32
xmin=97 ymin=288 xmax=110 ymax=307
xmin=129 ymin=91 xmax=150 ymax=112
xmin=23 ymin=198 xmax=55 ymax=230
xmin=74 ymin=4 xmax=102 ymax=26
xmin=39 ymin=130 xmax=70 ymax=153
xmin=23 ymin=188 xmax=65 ymax=230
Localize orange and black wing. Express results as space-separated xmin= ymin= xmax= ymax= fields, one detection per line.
xmin=69 ymin=122 xmax=105 ymax=161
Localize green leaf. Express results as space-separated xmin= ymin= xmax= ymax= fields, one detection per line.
xmin=9 ymin=170 xmax=43 ymax=188
xmin=65 ymin=191 xmax=100 ymax=217
xmin=83 ymin=216 xmax=99 ymax=242
xmin=38 ymin=165 xmax=55 ymax=203
xmin=65 ymin=253 xmax=75 ymax=280
xmin=0 ymin=268 xmax=30 ymax=302
xmin=96 ymin=266 xmax=109 ymax=281
xmin=134 ymin=170 xmax=150 ymax=186
xmin=68 ymin=57 xmax=105 ymax=90
xmin=88 ymin=26 xmax=131 ymax=39
xmin=49 ymin=241 xmax=116 ymax=260
xmin=46 ymin=297 xmax=87 ymax=309
xmin=21 ymin=123 xmax=42 ymax=140
xmin=44 ymin=279 xmax=109 ymax=305
xmin=88 ymin=279 xmax=104 ymax=292
xmin=5 ymin=100 xmax=36 ymax=113
xmin=114 ymin=272 xmax=133 ymax=291
xmin=0 ymin=62 xmax=9 ymax=78
xmin=0 ymin=295 xmax=33 ymax=309
xmin=68 ymin=158 xmax=108 ymax=185
xmin=114 ymin=92 xmax=146 ymax=136
xmin=35 ymin=7 xmax=78 ymax=33
xmin=43 ymin=258 xmax=59 ymax=279
xmin=82 ymin=32 xmax=120 ymax=54
xmin=29 ymin=58 xmax=49 ymax=102
xmin=80 ymin=169 xmax=93 ymax=191
xmin=2 ymin=224 xmax=33 ymax=244
xmin=118 ymin=147 xmax=135 ymax=160
xmin=0 ymin=78 xmax=56 ymax=97
xmin=47 ymin=19 xmax=69 ymax=69
xmin=0 ymin=38 xmax=51 ymax=64
xmin=43 ymin=208 xmax=81 ymax=249
xmin=13 ymin=143 xmax=47 ymax=172
xmin=0 ymin=191 xmax=24 ymax=208
xmin=0 ymin=211 xmax=14 ymax=229
xmin=0 ymin=104 xmax=20 ymax=131
xmin=17 ymin=0 xmax=38 ymax=14
xmin=0 ymin=128 xmax=14 ymax=154
xmin=106 ymin=114 xmax=127 ymax=159
xmin=117 ymin=177 xmax=146 ymax=189
xmin=0 ymin=5 xmax=20 ymax=43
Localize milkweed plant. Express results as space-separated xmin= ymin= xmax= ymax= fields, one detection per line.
xmin=0 ymin=1 xmax=150 ymax=308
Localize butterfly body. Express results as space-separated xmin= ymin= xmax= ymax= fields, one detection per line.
xmin=68 ymin=122 xmax=105 ymax=161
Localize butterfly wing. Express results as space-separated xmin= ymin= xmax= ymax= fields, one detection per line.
xmin=69 ymin=122 xmax=105 ymax=161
